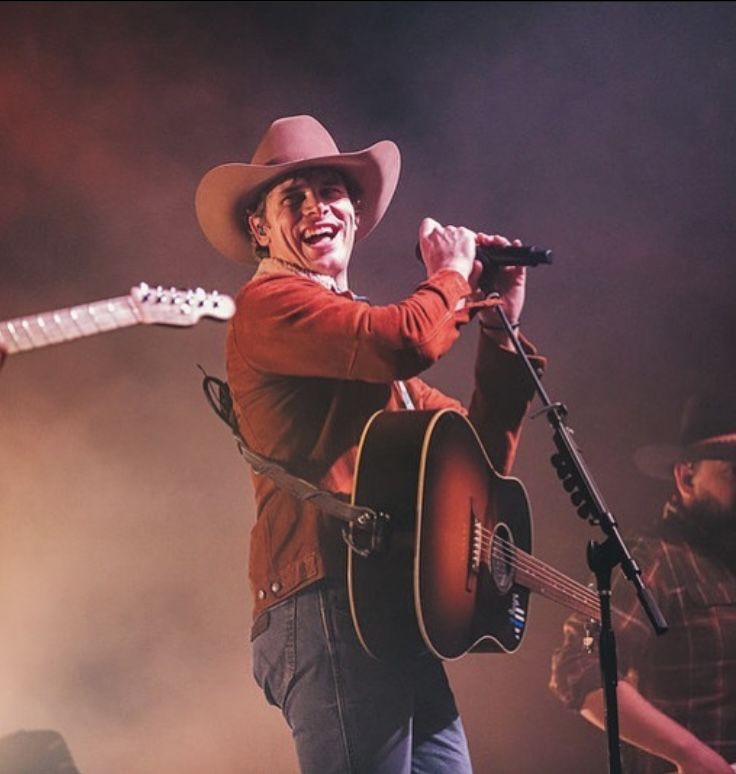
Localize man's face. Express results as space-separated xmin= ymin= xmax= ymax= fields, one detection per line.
xmin=251 ymin=168 xmax=357 ymax=284
xmin=680 ymin=458 xmax=736 ymax=528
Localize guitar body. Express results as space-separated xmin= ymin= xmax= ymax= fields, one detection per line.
xmin=348 ymin=408 xmax=533 ymax=662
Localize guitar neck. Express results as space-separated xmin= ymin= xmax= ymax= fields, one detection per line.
xmin=0 ymin=284 xmax=236 ymax=355
xmin=511 ymin=547 xmax=600 ymax=622
xmin=0 ymin=296 xmax=141 ymax=354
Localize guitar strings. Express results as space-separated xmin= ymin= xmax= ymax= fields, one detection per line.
xmin=487 ymin=542 xmax=600 ymax=618
xmin=487 ymin=543 xmax=600 ymax=616
xmin=476 ymin=527 xmax=600 ymax=617
xmin=486 ymin=535 xmax=598 ymax=607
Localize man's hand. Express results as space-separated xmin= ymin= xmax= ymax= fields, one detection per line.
xmin=582 ymin=682 xmax=734 ymax=774
xmin=472 ymin=232 xmax=527 ymax=331
xmin=417 ymin=217 xmax=476 ymax=281
xmin=673 ymin=743 xmax=733 ymax=773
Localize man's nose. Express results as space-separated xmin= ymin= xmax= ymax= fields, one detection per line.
xmin=302 ymin=190 xmax=328 ymax=215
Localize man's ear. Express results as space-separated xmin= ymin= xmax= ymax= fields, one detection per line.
xmin=674 ymin=461 xmax=696 ymax=504
xmin=248 ymin=215 xmax=269 ymax=245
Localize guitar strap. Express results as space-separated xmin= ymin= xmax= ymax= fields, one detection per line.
xmin=200 ymin=370 xmax=386 ymax=555
xmin=396 ymin=380 xmax=415 ymax=410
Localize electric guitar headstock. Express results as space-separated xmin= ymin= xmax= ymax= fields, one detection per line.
xmin=130 ymin=283 xmax=236 ymax=326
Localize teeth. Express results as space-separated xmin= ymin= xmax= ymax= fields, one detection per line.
xmin=303 ymin=226 xmax=337 ymax=242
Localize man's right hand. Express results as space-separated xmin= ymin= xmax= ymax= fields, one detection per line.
xmin=582 ymin=683 xmax=734 ymax=774
xmin=417 ymin=217 xmax=476 ymax=281
xmin=673 ymin=744 xmax=734 ymax=774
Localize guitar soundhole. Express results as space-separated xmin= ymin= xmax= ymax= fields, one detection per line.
xmin=490 ymin=523 xmax=515 ymax=594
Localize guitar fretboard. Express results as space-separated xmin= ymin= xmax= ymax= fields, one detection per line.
xmin=0 ymin=296 xmax=140 ymax=354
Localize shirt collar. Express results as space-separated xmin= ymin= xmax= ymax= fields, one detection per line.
xmin=256 ymin=256 xmax=341 ymax=293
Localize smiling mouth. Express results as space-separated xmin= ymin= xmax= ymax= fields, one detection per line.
xmin=302 ymin=225 xmax=339 ymax=246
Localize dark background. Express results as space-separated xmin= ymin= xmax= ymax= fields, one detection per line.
xmin=1 ymin=3 xmax=734 ymax=772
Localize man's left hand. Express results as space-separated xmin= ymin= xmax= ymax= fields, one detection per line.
xmin=470 ymin=233 xmax=527 ymax=340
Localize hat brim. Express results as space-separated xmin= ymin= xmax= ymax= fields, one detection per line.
xmin=633 ymin=444 xmax=681 ymax=481
xmin=195 ymin=140 xmax=400 ymax=264
xmin=634 ymin=438 xmax=736 ymax=480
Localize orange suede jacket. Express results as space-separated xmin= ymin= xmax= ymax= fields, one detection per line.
xmin=226 ymin=264 xmax=543 ymax=618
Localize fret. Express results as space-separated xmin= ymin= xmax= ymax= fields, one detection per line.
xmin=81 ymin=298 xmax=139 ymax=334
xmin=21 ymin=318 xmax=51 ymax=349
xmin=0 ymin=321 xmax=23 ymax=353
xmin=38 ymin=314 xmax=67 ymax=345
xmin=68 ymin=305 xmax=102 ymax=336
xmin=113 ymin=298 xmax=140 ymax=326
xmin=50 ymin=311 xmax=79 ymax=342
xmin=51 ymin=309 xmax=87 ymax=341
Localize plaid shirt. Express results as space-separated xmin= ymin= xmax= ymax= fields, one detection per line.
xmin=550 ymin=504 xmax=736 ymax=773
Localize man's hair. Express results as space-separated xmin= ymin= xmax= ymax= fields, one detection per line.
xmin=244 ymin=167 xmax=361 ymax=264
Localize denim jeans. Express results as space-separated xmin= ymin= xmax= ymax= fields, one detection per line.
xmin=252 ymin=579 xmax=473 ymax=774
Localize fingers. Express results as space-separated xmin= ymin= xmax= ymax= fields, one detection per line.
xmin=418 ymin=217 xmax=441 ymax=240
xmin=476 ymin=231 xmax=520 ymax=247
xmin=468 ymin=260 xmax=484 ymax=289
xmin=417 ymin=218 xmax=476 ymax=280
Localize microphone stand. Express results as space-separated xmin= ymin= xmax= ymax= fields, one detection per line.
xmin=488 ymin=296 xmax=669 ymax=774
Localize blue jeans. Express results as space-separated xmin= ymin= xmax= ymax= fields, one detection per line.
xmin=251 ymin=579 xmax=473 ymax=774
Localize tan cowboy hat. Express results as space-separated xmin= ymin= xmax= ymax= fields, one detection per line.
xmin=195 ymin=115 xmax=401 ymax=263
xmin=634 ymin=388 xmax=736 ymax=480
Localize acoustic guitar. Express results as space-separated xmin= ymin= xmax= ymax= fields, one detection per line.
xmin=0 ymin=283 xmax=235 ymax=356
xmin=348 ymin=408 xmax=600 ymax=662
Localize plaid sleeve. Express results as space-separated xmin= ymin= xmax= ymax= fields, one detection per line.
xmin=549 ymin=537 xmax=667 ymax=711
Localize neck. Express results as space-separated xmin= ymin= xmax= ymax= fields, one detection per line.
xmin=257 ymin=256 xmax=348 ymax=292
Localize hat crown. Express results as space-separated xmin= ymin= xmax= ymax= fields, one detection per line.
xmin=679 ymin=391 xmax=736 ymax=447
xmin=251 ymin=115 xmax=340 ymax=167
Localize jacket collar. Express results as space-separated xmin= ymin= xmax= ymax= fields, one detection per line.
xmin=255 ymin=256 xmax=341 ymax=293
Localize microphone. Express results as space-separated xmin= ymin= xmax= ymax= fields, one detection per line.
xmin=414 ymin=243 xmax=553 ymax=267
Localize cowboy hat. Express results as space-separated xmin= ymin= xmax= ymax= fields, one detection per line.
xmin=195 ymin=115 xmax=401 ymax=264
xmin=634 ymin=388 xmax=736 ymax=480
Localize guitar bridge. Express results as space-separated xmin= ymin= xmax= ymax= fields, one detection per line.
xmin=471 ymin=516 xmax=483 ymax=574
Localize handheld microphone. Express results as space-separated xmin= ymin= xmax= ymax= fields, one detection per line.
xmin=414 ymin=243 xmax=553 ymax=267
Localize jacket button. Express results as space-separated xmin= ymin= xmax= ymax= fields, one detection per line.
xmin=270 ymin=581 xmax=282 ymax=594
xmin=257 ymin=589 xmax=266 ymax=600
